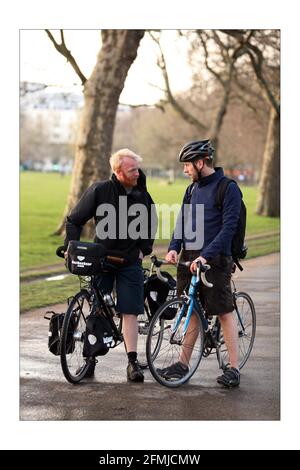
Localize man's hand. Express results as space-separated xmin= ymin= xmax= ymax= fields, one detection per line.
xmin=190 ymin=255 xmax=207 ymax=273
xmin=165 ymin=250 xmax=178 ymax=264
xmin=139 ymin=250 xmax=144 ymax=260
xmin=64 ymin=251 xmax=68 ymax=260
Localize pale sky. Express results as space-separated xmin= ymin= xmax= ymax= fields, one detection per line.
xmin=20 ymin=29 xmax=192 ymax=105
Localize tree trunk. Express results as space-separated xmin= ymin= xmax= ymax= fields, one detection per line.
xmin=255 ymin=106 xmax=280 ymax=216
xmin=210 ymin=83 xmax=231 ymax=164
xmin=54 ymin=30 xmax=145 ymax=236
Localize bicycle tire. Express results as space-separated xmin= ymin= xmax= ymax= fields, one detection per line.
xmin=146 ymin=298 xmax=205 ymax=388
xmin=60 ymin=289 xmax=93 ymax=384
xmin=137 ymin=301 xmax=165 ymax=369
xmin=137 ymin=302 xmax=151 ymax=369
xmin=216 ymin=291 xmax=256 ymax=370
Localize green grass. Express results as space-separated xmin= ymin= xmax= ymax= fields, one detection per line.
xmin=20 ymin=172 xmax=71 ymax=269
xmin=20 ymin=172 xmax=279 ymax=272
xmin=21 ymin=274 xmax=79 ymax=312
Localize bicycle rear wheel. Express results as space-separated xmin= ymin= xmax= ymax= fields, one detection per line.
xmin=217 ymin=291 xmax=256 ymax=370
xmin=146 ymin=298 xmax=204 ymax=388
xmin=60 ymin=289 xmax=93 ymax=384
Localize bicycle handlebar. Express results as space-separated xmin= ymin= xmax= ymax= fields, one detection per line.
xmin=150 ymin=255 xmax=213 ymax=288
xmin=106 ymin=255 xmax=126 ymax=265
xmin=56 ymin=246 xmax=66 ymax=259
xmin=56 ymin=246 xmax=125 ymax=266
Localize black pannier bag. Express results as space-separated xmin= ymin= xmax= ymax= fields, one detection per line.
xmin=83 ymin=313 xmax=114 ymax=357
xmin=44 ymin=311 xmax=75 ymax=356
xmin=144 ymin=272 xmax=178 ymax=320
xmin=67 ymin=240 xmax=106 ymax=275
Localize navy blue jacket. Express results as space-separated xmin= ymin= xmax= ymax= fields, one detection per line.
xmin=168 ymin=167 xmax=242 ymax=260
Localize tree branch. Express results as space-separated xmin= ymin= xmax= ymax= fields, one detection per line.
xmin=197 ymin=30 xmax=225 ymax=87
xmin=149 ymin=31 xmax=208 ymax=132
xmin=219 ymin=29 xmax=280 ymax=115
xmin=45 ymin=29 xmax=87 ymax=85
xmin=246 ymin=43 xmax=280 ymax=115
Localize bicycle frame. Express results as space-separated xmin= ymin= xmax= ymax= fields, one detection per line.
xmin=171 ymin=273 xmax=209 ymax=343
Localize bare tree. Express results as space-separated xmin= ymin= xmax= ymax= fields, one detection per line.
xmin=220 ymin=29 xmax=280 ymax=216
xmin=46 ymin=29 xmax=145 ymax=235
xmin=149 ymin=30 xmax=247 ymax=163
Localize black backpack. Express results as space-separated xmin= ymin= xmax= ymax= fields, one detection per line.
xmin=216 ymin=177 xmax=247 ymax=270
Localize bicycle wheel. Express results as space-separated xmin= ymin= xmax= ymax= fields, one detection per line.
xmin=146 ymin=298 xmax=205 ymax=388
xmin=136 ymin=302 xmax=151 ymax=368
xmin=60 ymin=289 xmax=93 ymax=384
xmin=137 ymin=301 xmax=164 ymax=369
xmin=217 ymin=291 xmax=256 ymax=370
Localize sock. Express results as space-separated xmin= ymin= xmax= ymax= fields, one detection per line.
xmin=127 ymin=351 xmax=137 ymax=363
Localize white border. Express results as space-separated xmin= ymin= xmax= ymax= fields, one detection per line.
xmin=1 ymin=0 xmax=299 ymax=452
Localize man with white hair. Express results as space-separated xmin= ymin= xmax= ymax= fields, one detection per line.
xmin=64 ymin=149 xmax=157 ymax=382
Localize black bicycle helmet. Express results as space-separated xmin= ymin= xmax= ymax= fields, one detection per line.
xmin=179 ymin=139 xmax=215 ymax=162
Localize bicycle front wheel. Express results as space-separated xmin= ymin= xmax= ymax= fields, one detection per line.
xmin=217 ymin=291 xmax=256 ymax=370
xmin=60 ymin=289 xmax=92 ymax=384
xmin=136 ymin=303 xmax=152 ymax=369
xmin=146 ymin=298 xmax=205 ymax=388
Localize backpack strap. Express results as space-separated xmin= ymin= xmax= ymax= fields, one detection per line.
xmin=185 ymin=182 xmax=196 ymax=203
xmin=216 ymin=177 xmax=237 ymax=209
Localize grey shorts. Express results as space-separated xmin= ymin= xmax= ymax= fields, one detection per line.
xmin=177 ymin=250 xmax=234 ymax=316
xmin=95 ymin=260 xmax=144 ymax=315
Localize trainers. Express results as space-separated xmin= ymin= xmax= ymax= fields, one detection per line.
xmin=157 ymin=361 xmax=189 ymax=380
xmin=127 ymin=360 xmax=144 ymax=382
xmin=217 ymin=367 xmax=240 ymax=388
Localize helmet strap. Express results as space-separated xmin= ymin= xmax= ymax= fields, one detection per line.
xmin=192 ymin=159 xmax=203 ymax=180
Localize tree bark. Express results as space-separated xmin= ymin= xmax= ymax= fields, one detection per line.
xmin=255 ymin=106 xmax=280 ymax=216
xmin=54 ymin=30 xmax=145 ymax=236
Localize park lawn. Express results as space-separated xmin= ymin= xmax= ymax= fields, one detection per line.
xmin=20 ymin=274 xmax=79 ymax=312
xmin=20 ymin=172 xmax=280 ymax=271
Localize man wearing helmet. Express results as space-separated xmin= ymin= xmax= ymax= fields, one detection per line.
xmin=164 ymin=139 xmax=242 ymax=388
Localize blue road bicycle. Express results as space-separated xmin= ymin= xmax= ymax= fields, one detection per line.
xmin=146 ymin=258 xmax=256 ymax=388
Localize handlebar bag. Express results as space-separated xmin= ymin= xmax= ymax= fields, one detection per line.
xmin=67 ymin=240 xmax=106 ymax=275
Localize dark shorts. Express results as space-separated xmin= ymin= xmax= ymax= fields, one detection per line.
xmin=95 ymin=260 xmax=144 ymax=315
xmin=177 ymin=250 xmax=234 ymax=316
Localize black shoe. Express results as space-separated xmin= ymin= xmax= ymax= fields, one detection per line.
xmin=76 ymin=359 xmax=96 ymax=378
xmin=127 ymin=360 xmax=144 ymax=382
xmin=156 ymin=361 xmax=189 ymax=380
xmin=217 ymin=367 xmax=240 ymax=388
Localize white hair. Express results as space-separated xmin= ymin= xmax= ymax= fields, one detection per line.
xmin=109 ymin=148 xmax=142 ymax=172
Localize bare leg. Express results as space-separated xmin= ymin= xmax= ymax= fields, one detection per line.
xmin=219 ymin=312 xmax=239 ymax=369
xmin=179 ymin=312 xmax=200 ymax=366
xmin=122 ymin=314 xmax=138 ymax=353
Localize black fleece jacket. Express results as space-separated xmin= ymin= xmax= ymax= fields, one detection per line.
xmin=64 ymin=170 xmax=157 ymax=262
